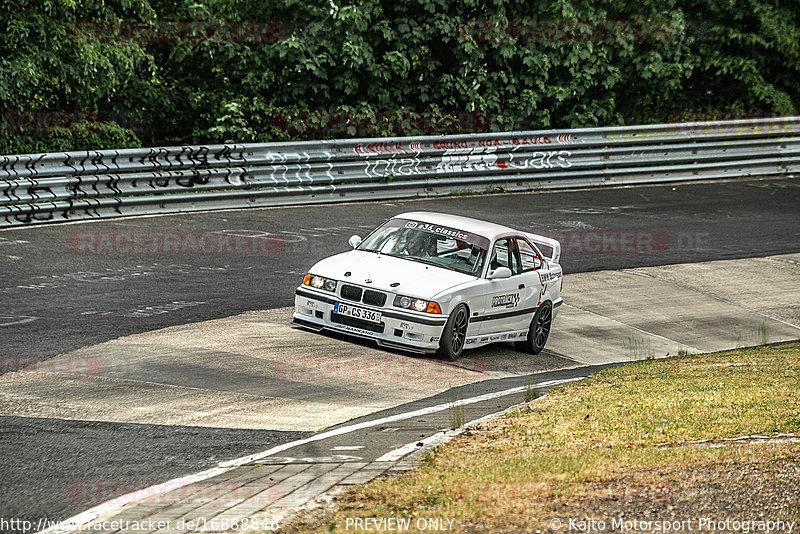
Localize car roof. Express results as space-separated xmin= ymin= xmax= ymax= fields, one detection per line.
xmin=393 ymin=211 xmax=516 ymax=240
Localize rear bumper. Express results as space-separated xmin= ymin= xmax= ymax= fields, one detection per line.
xmin=293 ymin=287 xmax=447 ymax=353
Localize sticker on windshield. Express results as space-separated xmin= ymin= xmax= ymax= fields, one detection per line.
xmin=393 ymin=219 xmax=490 ymax=249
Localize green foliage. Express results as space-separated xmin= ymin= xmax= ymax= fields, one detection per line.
xmin=677 ymin=0 xmax=799 ymax=116
xmin=0 ymin=0 xmax=156 ymax=154
xmin=0 ymin=119 xmax=141 ymax=154
xmin=1 ymin=0 xmax=798 ymax=154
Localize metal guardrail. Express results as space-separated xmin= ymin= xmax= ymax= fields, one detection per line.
xmin=2 ymin=117 xmax=799 ymax=227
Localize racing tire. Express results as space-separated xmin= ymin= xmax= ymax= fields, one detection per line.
xmin=437 ymin=304 xmax=469 ymax=360
xmin=515 ymin=301 xmax=552 ymax=355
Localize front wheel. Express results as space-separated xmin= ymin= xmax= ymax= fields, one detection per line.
xmin=437 ymin=304 xmax=469 ymax=360
xmin=515 ymin=302 xmax=552 ymax=354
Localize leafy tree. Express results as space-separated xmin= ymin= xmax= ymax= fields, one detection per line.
xmin=0 ymin=0 xmax=157 ymax=153
xmin=676 ymin=0 xmax=799 ymax=117
xmin=1 ymin=0 xmax=797 ymax=154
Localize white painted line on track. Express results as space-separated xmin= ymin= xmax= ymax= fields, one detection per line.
xmin=221 ymin=377 xmax=584 ymax=467
xmin=562 ymin=302 xmax=700 ymax=350
xmin=760 ymin=314 xmax=800 ymax=331
xmin=375 ymin=377 xmax=584 ymax=462
xmin=38 ymin=465 xmax=231 ymax=534
xmin=38 ymin=375 xmax=584 ymax=534
xmin=375 ymin=430 xmax=453 ymax=462
xmin=0 ymin=315 xmax=39 ymax=327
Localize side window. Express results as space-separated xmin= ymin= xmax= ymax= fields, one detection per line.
xmin=516 ymin=238 xmax=541 ymax=272
xmin=489 ymin=239 xmax=520 ymax=274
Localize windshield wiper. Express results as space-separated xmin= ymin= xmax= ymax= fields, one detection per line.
xmin=362 ymin=249 xmax=409 ymax=260
xmin=404 ymin=256 xmax=443 ymax=268
xmin=363 ymin=251 xmax=449 ymax=270
xmin=360 ymin=248 xmax=399 ymax=256
xmin=375 ymin=251 xmax=406 ymax=259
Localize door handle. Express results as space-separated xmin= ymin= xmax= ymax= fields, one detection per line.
xmin=518 ymin=284 xmax=525 ymax=289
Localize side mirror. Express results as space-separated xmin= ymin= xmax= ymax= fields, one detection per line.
xmin=348 ymin=235 xmax=362 ymax=249
xmin=487 ymin=266 xmax=512 ymax=280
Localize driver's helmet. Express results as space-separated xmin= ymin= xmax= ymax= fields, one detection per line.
xmin=405 ymin=231 xmax=435 ymax=256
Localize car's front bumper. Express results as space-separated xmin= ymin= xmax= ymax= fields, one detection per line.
xmin=292 ymin=287 xmax=447 ymax=353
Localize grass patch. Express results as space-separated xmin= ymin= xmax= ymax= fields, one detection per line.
xmin=284 ymin=343 xmax=800 ymax=533
xmin=524 ymin=376 xmax=541 ymax=403
xmin=733 ymin=320 xmax=771 ymax=348
xmin=623 ymin=335 xmax=655 ymax=360
xmin=448 ymin=387 xmax=464 ymax=430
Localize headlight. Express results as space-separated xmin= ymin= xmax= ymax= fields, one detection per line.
xmin=393 ymin=295 xmax=442 ymax=314
xmin=303 ymin=273 xmax=337 ymax=292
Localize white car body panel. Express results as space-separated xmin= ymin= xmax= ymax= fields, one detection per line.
xmin=293 ymin=211 xmax=563 ymax=354
xmin=309 ymin=250 xmax=477 ymax=298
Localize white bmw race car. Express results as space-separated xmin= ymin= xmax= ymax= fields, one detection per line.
xmin=293 ymin=212 xmax=563 ymax=359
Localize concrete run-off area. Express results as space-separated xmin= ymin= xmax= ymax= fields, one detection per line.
xmin=2 ymin=253 xmax=798 ymax=432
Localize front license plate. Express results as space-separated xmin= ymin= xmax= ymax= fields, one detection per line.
xmin=333 ymin=302 xmax=382 ymax=323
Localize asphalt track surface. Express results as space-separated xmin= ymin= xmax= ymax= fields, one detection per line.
xmin=1 ymin=176 xmax=799 ymax=529
xmin=2 ymin=176 xmax=799 ymax=362
xmin=0 ymin=419 xmax=311 ymax=532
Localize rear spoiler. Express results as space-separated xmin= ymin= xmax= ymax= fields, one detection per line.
xmin=524 ymin=232 xmax=561 ymax=264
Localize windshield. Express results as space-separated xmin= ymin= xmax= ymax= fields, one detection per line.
xmin=358 ymin=218 xmax=489 ymax=276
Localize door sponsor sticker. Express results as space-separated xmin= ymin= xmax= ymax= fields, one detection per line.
xmin=540 ymin=271 xmax=561 ymax=282
xmin=491 ymin=293 xmax=520 ymax=308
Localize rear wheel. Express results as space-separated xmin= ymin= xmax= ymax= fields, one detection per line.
xmin=437 ymin=304 xmax=469 ymax=360
xmin=515 ymin=302 xmax=552 ymax=354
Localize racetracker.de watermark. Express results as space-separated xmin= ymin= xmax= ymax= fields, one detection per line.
xmin=457 ymin=19 xmax=677 ymax=43
xmin=271 ymin=109 xmax=491 ymax=137
xmin=551 ymin=230 xmax=670 ymax=254
xmin=0 ymin=111 xmax=100 ymax=134
xmin=0 ymin=110 xmax=150 ymax=135
xmin=67 ymin=231 xmax=285 ymax=255
xmin=0 ymin=517 xmax=280 ymax=533
xmin=272 ymin=356 xmax=490 ymax=382
xmin=666 ymin=110 xmax=799 ymax=136
xmin=550 ymin=517 xmax=796 ymax=533
xmin=547 ymin=231 xmax=713 ymax=255
xmin=69 ymin=480 xmax=288 ymax=506
xmin=0 ymin=357 xmax=103 ymax=380
xmin=68 ymin=20 xmax=284 ymax=44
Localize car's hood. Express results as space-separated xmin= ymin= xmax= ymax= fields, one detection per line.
xmin=309 ymin=250 xmax=476 ymax=298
